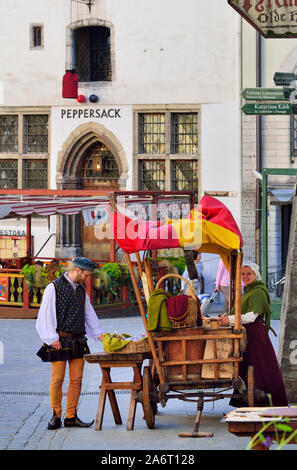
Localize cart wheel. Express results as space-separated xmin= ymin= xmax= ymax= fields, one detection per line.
xmin=247 ymin=365 xmax=255 ymax=407
xmin=142 ymin=366 xmax=155 ymax=429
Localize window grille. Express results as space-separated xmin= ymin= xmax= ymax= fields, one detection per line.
xmin=171 ymin=160 xmax=198 ymax=191
xmin=81 ymin=144 xmax=119 ymax=182
xmin=0 ymin=115 xmax=18 ymax=153
xmin=75 ymin=27 xmax=111 ymax=82
xmin=23 ymin=115 xmax=48 ymax=153
xmin=0 ymin=160 xmax=18 ymax=188
xmin=23 ymin=160 xmax=48 ymax=189
xmin=139 ymin=160 xmax=166 ymax=191
xmin=33 ymin=26 xmax=42 ymax=47
xmin=138 ymin=114 xmax=166 ymax=154
xmin=171 ymin=113 xmax=198 ymax=154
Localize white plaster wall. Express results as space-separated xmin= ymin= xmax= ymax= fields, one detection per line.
xmin=0 ymin=0 xmax=241 ymax=106
xmin=201 ymin=103 xmax=242 ymax=226
xmin=200 ymin=103 xmax=241 ymax=287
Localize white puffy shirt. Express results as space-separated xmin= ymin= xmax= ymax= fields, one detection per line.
xmin=228 ymin=311 xmax=259 ymax=326
xmin=36 ymin=273 xmax=105 ymax=345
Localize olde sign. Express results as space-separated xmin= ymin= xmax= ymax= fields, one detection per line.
xmin=228 ymin=1 xmax=297 ymax=38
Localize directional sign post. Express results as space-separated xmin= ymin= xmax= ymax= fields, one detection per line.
xmin=274 ymin=72 xmax=296 ymax=86
xmin=241 ymin=88 xmax=289 ymax=101
xmin=241 ymin=102 xmax=297 ymax=115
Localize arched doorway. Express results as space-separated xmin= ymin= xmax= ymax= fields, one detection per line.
xmin=55 ymin=123 xmax=128 ymax=260
xmin=80 ymin=141 xmax=119 ymax=259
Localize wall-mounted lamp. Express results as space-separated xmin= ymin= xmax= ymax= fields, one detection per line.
xmin=253 ymin=170 xmax=263 ymax=181
xmin=93 ymin=153 xmax=102 ymax=172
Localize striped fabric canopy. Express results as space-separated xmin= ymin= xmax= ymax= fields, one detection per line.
xmin=0 ymin=195 xmax=109 ymax=218
xmin=108 ymin=195 xmax=243 ymax=268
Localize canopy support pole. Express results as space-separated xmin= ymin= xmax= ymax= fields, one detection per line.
xmin=26 ymin=216 xmax=32 ymax=258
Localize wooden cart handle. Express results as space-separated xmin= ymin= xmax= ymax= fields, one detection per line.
xmin=155 ymin=273 xmax=197 ymax=299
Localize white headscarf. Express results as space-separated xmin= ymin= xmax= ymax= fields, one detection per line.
xmin=242 ymin=262 xmax=262 ymax=281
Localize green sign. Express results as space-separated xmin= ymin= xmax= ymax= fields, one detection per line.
xmin=241 ymin=103 xmax=297 ymax=115
xmin=274 ymin=72 xmax=296 ymax=86
xmin=241 ymin=88 xmax=288 ymax=101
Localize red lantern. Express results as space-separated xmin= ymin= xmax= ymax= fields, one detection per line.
xmin=77 ymin=94 xmax=86 ymax=103
xmin=62 ymin=70 xmax=78 ymax=99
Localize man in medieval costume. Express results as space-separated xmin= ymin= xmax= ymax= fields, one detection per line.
xmin=36 ymin=257 xmax=105 ymax=430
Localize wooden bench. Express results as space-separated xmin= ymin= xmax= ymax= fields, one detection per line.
xmin=84 ymin=351 xmax=152 ymax=431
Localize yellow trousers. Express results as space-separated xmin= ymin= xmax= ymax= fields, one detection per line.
xmin=50 ymin=358 xmax=84 ymax=419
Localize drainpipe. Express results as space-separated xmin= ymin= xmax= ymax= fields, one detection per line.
xmin=255 ymin=32 xmax=262 ymax=267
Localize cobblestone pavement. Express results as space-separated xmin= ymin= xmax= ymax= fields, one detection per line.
xmin=0 ymin=316 xmax=294 ymax=451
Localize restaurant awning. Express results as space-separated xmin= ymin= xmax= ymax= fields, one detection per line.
xmin=0 ymin=194 xmax=110 ymax=219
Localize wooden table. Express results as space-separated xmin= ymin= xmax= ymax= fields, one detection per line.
xmin=84 ymin=351 xmax=152 ymax=431
xmin=227 ymin=407 xmax=297 ymax=450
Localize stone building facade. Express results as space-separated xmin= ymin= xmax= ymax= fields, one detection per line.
xmin=0 ymin=0 xmax=242 ymax=289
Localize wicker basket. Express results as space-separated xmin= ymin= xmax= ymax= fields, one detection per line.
xmin=155 ymin=273 xmax=199 ymax=329
xmin=110 ymin=338 xmax=151 ymax=354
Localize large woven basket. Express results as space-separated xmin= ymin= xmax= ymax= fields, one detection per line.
xmin=155 ymin=273 xmax=199 ymax=329
xmin=111 ymin=338 xmax=151 ymax=354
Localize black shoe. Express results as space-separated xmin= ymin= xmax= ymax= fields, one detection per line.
xmin=47 ymin=413 xmax=62 ymax=430
xmin=64 ymin=414 xmax=94 ymax=428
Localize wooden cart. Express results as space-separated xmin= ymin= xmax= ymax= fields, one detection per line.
xmin=107 ymin=196 xmax=266 ymax=437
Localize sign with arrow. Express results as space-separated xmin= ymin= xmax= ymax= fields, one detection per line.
xmin=241 ymin=88 xmax=289 ymax=101
xmin=274 ymin=72 xmax=296 ymax=86
xmin=241 ymin=102 xmax=297 ymax=115
xmin=228 ymin=1 xmax=297 ymax=38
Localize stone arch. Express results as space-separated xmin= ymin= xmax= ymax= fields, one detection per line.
xmin=65 ymin=18 xmax=116 ymax=80
xmin=56 ymin=122 xmax=128 ymax=189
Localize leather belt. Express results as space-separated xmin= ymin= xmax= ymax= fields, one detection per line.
xmin=58 ymin=331 xmax=85 ymax=339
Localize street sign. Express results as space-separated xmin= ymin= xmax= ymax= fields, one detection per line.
xmin=241 ymin=102 xmax=297 ymax=115
xmin=241 ymin=88 xmax=289 ymax=101
xmin=274 ymin=72 xmax=296 ymax=86
xmin=228 ymin=1 xmax=297 ymax=38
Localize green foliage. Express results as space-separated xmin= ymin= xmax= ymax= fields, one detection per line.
xmin=101 ymin=263 xmax=129 ymax=283
xmin=246 ymin=395 xmax=297 ymax=450
xmin=21 ymin=263 xmax=64 ymax=292
xmin=93 ymin=263 xmax=131 ymax=300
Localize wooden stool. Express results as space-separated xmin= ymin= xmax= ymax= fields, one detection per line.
xmin=84 ymin=352 xmax=152 ymax=430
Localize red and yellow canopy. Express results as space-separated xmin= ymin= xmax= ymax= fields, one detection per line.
xmin=108 ymin=196 xmax=243 ymax=268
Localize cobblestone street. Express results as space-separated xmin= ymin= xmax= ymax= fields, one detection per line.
xmin=1 ymin=315 xmax=293 ymax=452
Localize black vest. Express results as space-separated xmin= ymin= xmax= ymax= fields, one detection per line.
xmin=53 ymin=275 xmax=86 ymax=335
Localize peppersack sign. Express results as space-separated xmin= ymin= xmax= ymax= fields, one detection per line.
xmin=228 ymin=0 xmax=297 ymax=38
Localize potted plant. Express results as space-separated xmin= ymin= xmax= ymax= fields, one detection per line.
xmin=21 ymin=261 xmax=65 ymax=292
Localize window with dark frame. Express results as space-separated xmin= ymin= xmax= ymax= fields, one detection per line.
xmin=23 ymin=160 xmax=48 ymax=189
xmin=0 ymin=115 xmax=18 ymax=153
xmin=74 ymin=26 xmax=111 ymax=82
xmin=139 ymin=160 xmax=166 ymax=191
xmin=171 ymin=113 xmax=198 ymax=154
xmin=23 ymin=115 xmax=48 ymax=154
xmin=171 ymin=160 xmax=198 ymax=191
xmin=33 ymin=26 xmax=42 ymax=47
xmin=138 ymin=113 xmax=166 ymax=154
xmin=0 ymin=160 xmax=18 ymax=189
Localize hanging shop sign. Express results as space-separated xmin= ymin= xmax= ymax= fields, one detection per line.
xmin=228 ymin=1 xmax=297 ymax=38
xmin=0 ymin=229 xmax=26 ymax=237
